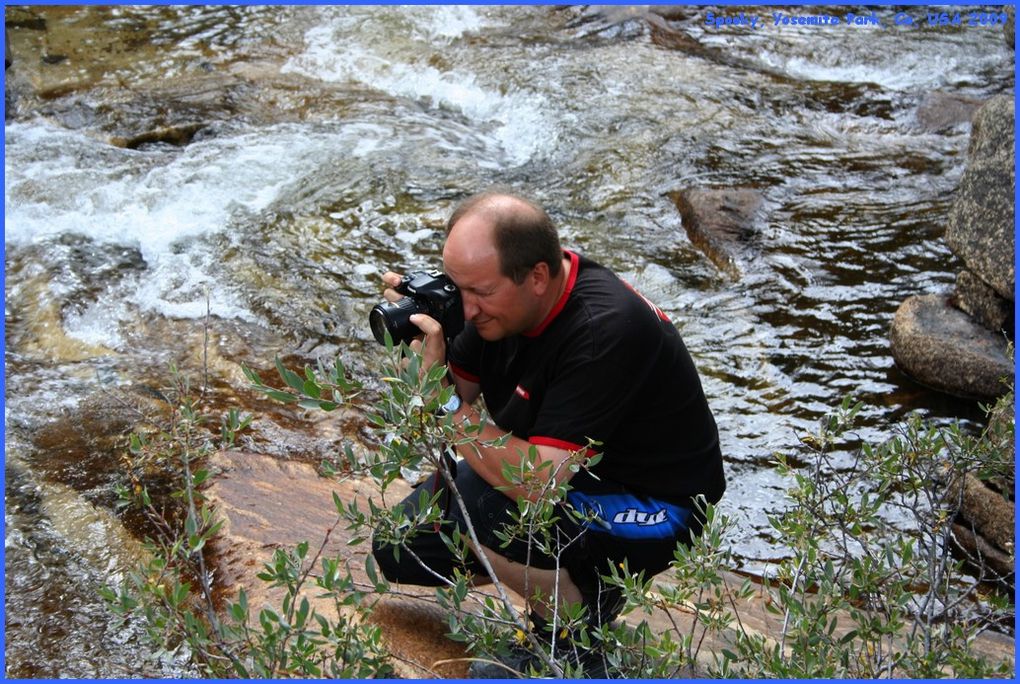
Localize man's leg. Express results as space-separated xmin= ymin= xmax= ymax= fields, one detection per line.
xmin=475 ymin=543 xmax=584 ymax=620
xmin=371 ymin=463 xmax=592 ymax=612
xmin=370 ymin=462 xmax=488 ymax=586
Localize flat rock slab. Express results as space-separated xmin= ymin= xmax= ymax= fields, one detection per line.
xmin=205 ymin=450 xmax=473 ymax=678
xmin=206 ymin=450 xmax=1014 ymax=677
xmin=890 ymin=294 xmax=1013 ymax=400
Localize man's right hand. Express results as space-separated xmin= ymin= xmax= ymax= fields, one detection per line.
xmin=379 ymin=270 xmax=450 ymax=386
xmin=381 ymin=271 xmax=404 ymax=303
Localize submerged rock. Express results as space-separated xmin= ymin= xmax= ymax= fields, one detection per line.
xmin=668 ymin=186 xmax=763 ymax=278
xmin=915 ymin=91 xmax=984 ymax=133
xmin=109 ymin=122 xmax=207 ymax=149
xmin=890 ymin=294 xmax=1012 ymax=400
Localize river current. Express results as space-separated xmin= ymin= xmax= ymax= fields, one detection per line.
xmin=3 ymin=5 xmax=1014 ymax=677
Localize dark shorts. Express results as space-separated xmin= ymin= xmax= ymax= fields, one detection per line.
xmin=370 ymin=458 xmax=701 ymax=623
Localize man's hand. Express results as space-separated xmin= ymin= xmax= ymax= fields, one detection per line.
xmin=381 ymin=271 xmax=405 ymax=303
xmin=380 ymin=271 xmax=447 ymax=377
xmin=408 ymin=312 xmax=447 ymax=376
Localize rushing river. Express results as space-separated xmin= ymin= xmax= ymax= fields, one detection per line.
xmin=3 ymin=5 xmax=1014 ymax=677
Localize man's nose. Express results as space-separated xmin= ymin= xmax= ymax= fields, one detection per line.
xmin=460 ymin=292 xmax=480 ymax=320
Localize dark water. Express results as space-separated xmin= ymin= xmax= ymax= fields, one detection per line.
xmin=3 ymin=5 xmax=1014 ymax=677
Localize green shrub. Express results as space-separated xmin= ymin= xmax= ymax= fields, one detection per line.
xmin=103 ymin=346 xmax=1015 ymax=678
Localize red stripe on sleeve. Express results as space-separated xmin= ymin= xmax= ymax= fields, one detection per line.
xmin=529 ymin=436 xmax=598 ymax=458
xmin=449 ymin=362 xmax=480 ymax=384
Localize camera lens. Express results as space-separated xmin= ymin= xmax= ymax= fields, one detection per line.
xmin=369 ymin=297 xmax=425 ymax=345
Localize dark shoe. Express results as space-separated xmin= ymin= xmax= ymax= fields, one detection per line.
xmin=466 ymin=620 xmax=617 ymax=679
xmin=466 ymin=643 xmax=540 ymax=679
xmin=576 ymin=576 xmax=625 ymax=627
xmin=466 ymin=645 xmax=613 ymax=679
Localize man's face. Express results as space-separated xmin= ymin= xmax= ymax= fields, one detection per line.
xmin=442 ymin=214 xmax=540 ymax=340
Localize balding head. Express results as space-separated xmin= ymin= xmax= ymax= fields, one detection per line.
xmin=446 ymin=191 xmax=562 ymax=283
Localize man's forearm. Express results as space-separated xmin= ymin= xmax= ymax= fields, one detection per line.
xmin=450 ymin=401 xmax=571 ymax=503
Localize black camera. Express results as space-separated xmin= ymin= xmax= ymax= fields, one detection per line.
xmin=369 ymin=270 xmax=464 ymax=346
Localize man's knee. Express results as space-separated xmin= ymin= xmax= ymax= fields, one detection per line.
xmin=369 ymin=526 xmax=457 ymax=586
xmin=370 ymin=533 xmax=405 ymax=583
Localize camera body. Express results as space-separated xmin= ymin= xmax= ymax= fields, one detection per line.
xmin=369 ymin=270 xmax=464 ymax=346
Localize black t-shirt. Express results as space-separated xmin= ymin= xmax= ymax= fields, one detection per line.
xmin=448 ymin=251 xmax=725 ymax=507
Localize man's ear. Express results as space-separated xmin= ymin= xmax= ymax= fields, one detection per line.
xmin=529 ymin=261 xmax=551 ymax=295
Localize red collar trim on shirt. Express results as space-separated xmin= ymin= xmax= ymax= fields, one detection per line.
xmin=523 ymin=250 xmax=578 ymax=338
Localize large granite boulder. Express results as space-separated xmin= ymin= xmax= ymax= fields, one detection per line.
xmin=953 ymin=269 xmax=1013 ymax=333
xmin=944 ymin=95 xmax=1015 ymax=305
xmin=890 ymin=294 xmax=1012 ymax=400
xmin=891 ymin=94 xmax=1015 ymax=400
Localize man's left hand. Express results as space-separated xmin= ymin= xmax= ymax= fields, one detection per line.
xmin=408 ymin=313 xmax=447 ymax=378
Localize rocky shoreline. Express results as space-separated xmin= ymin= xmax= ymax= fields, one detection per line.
xmin=890 ymin=94 xmax=1014 ymax=402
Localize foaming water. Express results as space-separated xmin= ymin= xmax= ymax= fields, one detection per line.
xmin=4 ymin=118 xmax=443 ymax=335
xmin=5 ymin=121 xmax=378 ymax=258
xmin=281 ymin=7 xmax=556 ymax=166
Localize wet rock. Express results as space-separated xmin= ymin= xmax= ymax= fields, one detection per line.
xmin=953 ymin=269 xmax=1013 ymax=334
xmin=109 ymin=122 xmax=206 ymax=149
xmin=889 ymin=294 xmax=1012 ymax=400
xmin=48 ymin=73 xmax=249 ymax=147
xmin=668 ymin=186 xmax=763 ymax=278
xmin=944 ymin=95 xmax=1015 ymax=303
xmin=951 ymin=522 xmax=1014 ymax=581
xmin=952 ymin=473 xmax=1015 ymax=560
xmin=915 ymin=91 xmax=984 ymax=133
xmin=205 ymin=450 xmax=474 ymax=679
xmin=648 ymin=6 xmax=700 ymax=22
xmin=4 ymin=8 xmax=48 ymax=31
xmin=646 ymin=13 xmax=785 ymax=81
xmin=29 ymin=388 xmax=168 ymax=492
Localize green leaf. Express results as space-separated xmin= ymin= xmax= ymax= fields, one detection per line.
xmin=302 ymin=379 xmax=321 ymax=399
xmin=276 ymin=357 xmax=306 ymax=391
xmin=296 ymin=597 xmax=310 ymax=629
xmin=365 ymin=554 xmax=379 ymax=585
xmin=265 ymin=389 xmax=298 ymax=404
